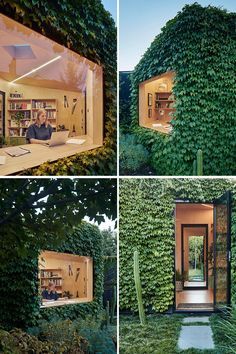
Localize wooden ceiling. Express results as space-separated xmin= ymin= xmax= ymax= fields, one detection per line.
xmin=0 ymin=13 xmax=101 ymax=91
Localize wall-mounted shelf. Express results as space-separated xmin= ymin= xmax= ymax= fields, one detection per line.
xmin=7 ymin=98 xmax=58 ymax=137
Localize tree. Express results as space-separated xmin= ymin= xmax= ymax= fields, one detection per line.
xmin=102 ymin=228 xmax=117 ymax=257
xmin=0 ymin=178 xmax=117 ymax=258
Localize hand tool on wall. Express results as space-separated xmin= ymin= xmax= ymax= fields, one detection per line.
xmin=75 ymin=268 xmax=80 ymax=282
xmin=64 ymin=95 xmax=69 ymax=108
xmin=68 ymin=264 xmax=73 ymax=276
xmin=71 ymin=98 xmax=78 ymax=115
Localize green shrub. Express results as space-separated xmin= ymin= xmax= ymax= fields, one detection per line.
xmin=119 ymin=134 xmax=149 ymax=175
xmin=0 ymin=328 xmax=53 ymax=354
xmin=35 ymin=319 xmax=88 ymax=353
xmin=79 ymin=329 xmax=116 ymax=354
xmin=216 ymin=307 xmax=236 ymax=353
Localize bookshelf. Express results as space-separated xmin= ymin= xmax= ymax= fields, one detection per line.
xmin=7 ymin=98 xmax=58 ymax=138
xmin=154 ymin=92 xmax=175 ymax=123
xmin=39 ymin=268 xmax=63 ymax=296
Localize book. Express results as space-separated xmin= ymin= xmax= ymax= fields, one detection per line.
xmin=4 ymin=147 xmax=30 ymax=157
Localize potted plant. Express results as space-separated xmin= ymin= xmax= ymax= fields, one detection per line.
xmin=176 ymin=269 xmax=184 ymax=292
xmin=12 ymin=111 xmax=25 ymax=128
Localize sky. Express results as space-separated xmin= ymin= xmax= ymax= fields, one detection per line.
xmin=84 ymin=215 xmax=116 ymax=231
xmin=101 ymin=0 xmax=117 ymax=24
xmin=119 ymin=0 xmax=236 ymax=71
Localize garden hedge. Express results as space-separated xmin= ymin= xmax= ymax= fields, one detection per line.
xmin=130 ymin=3 xmax=236 ymax=175
xmin=0 ymin=0 xmax=117 ymax=175
xmin=0 ymin=222 xmax=104 ymax=330
xmin=119 ymin=179 xmax=236 ymax=313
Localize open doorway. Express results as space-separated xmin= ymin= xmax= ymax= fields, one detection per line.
xmin=175 ymin=203 xmax=214 ymax=311
xmin=175 ymin=192 xmax=231 ymax=312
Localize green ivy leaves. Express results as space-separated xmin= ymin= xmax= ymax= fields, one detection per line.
xmin=130 ymin=3 xmax=236 ymax=175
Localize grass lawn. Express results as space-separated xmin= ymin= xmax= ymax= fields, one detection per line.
xmin=120 ymin=314 xmax=231 ymax=354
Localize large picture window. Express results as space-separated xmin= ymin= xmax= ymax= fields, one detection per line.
xmin=139 ymin=71 xmax=175 ymax=134
xmin=39 ymin=251 xmax=93 ymax=308
xmin=0 ymin=13 xmax=103 ymax=174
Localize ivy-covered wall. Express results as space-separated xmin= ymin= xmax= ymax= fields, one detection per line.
xmin=131 ymin=3 xmax=236 ymax=175
xmin=119 ymin=179 xmax=236 ymax=313
xmin=0 ymin=0 xmax=117 ymax=175
xmin=0 ymin=222 xmax=104 ymax=330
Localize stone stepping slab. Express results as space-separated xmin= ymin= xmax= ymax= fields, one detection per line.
xmin=183 ymin=316 xmax=210 ymax=324
xmin=178 ymin=325 xmax=215 ymax=350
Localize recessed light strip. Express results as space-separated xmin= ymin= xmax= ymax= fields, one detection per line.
xmin=10 ymin=55 xmax=61 ymax=84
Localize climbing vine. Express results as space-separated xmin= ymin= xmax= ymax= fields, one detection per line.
xmin=0 ymin=222 xmax=104 ymax=329
xmin=0 ymin=0 xmax=117 ymax=175
xmin=119 ymin=179 xmax=236 ymax=313
xmin=130 ymin=3 xmax=236 ymax=175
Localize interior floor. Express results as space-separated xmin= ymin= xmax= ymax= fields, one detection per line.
xmin=176 ymin=289 xmax=213 ymax=311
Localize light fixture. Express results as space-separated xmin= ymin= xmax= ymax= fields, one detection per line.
xmin=10 ymin=55 xmax=61 ymax=83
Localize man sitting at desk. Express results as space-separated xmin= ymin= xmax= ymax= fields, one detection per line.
xmin=26 ymin=109 xmax=53 ymax=144
xmin=42 ymin=281 xmax=59 ymax=301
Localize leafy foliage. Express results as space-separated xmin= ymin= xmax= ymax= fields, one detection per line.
xmin=0 ymin=328 xmax=54 ymax=353
xmin=0 ymin=0 xmax=117 ymax=175
xmin=120 ymin=314 xmax=230 ymax=353
xmin=119 ymin=134 xmax=150 ymax=175
xmin=0 ymin=178 xmax=117 ymax=258
xmin=119 ymin=179 xmax=236 ymax=313
xmin=120 ymin=315 xmax=182 ymax=353
xmin=0 ymin=222 xmax=104 ymax=330
xmin=215 ymin=307 xmax=236 ymax=353
xmin=130 ymin=3 xmax=236 ymax=175
xmin=119 ymin=72 xmax=132 ymax=133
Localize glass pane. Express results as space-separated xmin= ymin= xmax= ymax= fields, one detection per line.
xmin=214 ymin=197 xmax=229 ymax=308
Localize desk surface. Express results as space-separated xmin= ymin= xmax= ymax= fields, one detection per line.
xmin=142 ymin=121 xmax=172 ymax=134
xmin=41 ymin=298 xmax=90 ymax=308
xmin=0 ymin=136 xmax=101 ymax=175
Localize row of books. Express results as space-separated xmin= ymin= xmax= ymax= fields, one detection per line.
xmin=9 ymin=128 xmax=27 ymax=137
xmin=9 ymin=120 xmax=30 ymax=128
xmin=10 ymin=111 xmax=31 ymax=119
xmin=32 ymin=100 xmax=55 ymax=109
xmin=41 ymin=278 xmax=62 ymax=286
xmin=40 ymin=270 xmax=61 ymax=278
xmin=32 ymin=111 xmax=56 ymax=119
xmin=9 ymin=102 xmax=30 ymax=110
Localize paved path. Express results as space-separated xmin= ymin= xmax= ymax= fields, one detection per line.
xmin=178 ymin=316 xmax=215 ymax=350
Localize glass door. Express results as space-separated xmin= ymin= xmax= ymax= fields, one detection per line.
xmin=0 ymin=90 xmax=5 ymax=146
xmin=213 ymin=191 xmax=231 ymax=310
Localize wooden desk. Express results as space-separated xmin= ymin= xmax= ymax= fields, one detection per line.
xmin=143 ymin=121 xmax=172 ymax=134
xmin=41 ymin=298 xmax=91 ymax=308
xmin=0 ymin=135 xmax=101 ymax=175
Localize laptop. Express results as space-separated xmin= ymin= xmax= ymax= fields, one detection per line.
xmin=46 ymin=131 xmax=69 ymax=147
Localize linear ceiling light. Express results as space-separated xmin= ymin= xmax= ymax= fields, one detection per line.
xmin=10 ymin=55 xmax=61 ymax=83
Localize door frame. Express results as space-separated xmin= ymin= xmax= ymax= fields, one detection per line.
xmin=181 ymin=224 xmax=208 ymax=290
xmin=0 ymin=90 xmax=6 ymax=138
xmin=213 ymin=191 xmax=231 ymax=309
xmin=174 ymin=200 xmax=214 ymax=312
